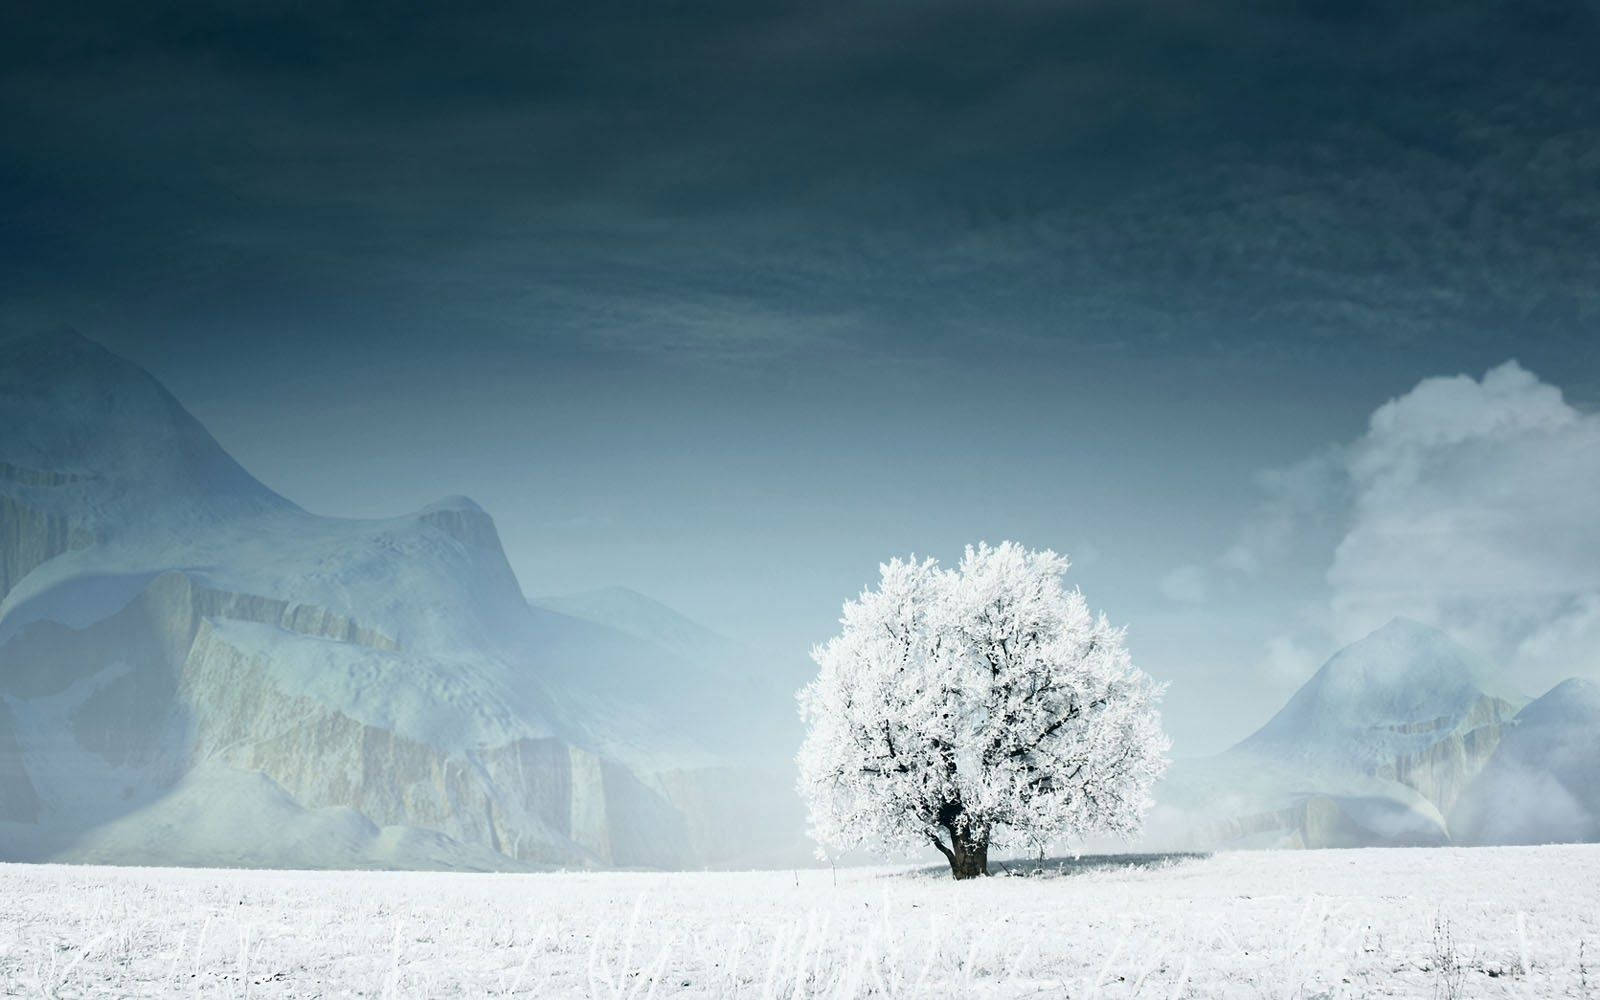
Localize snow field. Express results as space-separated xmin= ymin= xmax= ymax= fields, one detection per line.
xmin=1 ymin=845 xmax=1597 ymax=998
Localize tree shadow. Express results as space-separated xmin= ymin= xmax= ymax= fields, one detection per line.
xmin=906 ymin=850 xmax=1208 ymax=880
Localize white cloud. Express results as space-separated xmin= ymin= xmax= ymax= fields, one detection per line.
xmin=1234 ymin=361 xmax=1600 ymax=697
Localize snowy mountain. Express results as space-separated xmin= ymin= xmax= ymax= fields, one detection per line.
xmin=1451 ymin=678 xmax=1600 ymax=845
xmin=0 ymin=327 xmax=805 ymax=870
xmin=1152 ymin=618 xmax=1526 ymax=849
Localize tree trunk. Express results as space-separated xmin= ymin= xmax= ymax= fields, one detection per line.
xmin=940 ymin=827 xmax=989 ymax=880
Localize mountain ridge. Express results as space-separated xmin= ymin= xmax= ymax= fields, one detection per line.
xmin=0 ymin=326 xmax=807 ymax=870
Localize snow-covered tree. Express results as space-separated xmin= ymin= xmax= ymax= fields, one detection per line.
xmin=797 ymin=542 xmax=1170 ymax=879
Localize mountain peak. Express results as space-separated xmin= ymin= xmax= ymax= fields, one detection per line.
xmin=1543 ymin=676 xmax=1600 ymax=702
xmin=414 ymin=495 xmax=502 ymax=550
xmin=1321 ymin=618 xmax=1489 ymax=682
xmin=1238 ymin=618 xmax=1512 ymax=753
xmin=418 ymin=495 xmax=485 ymax=515
xmin=1518 ymin=677 xmax=1600 ymax=727
xmin=1370 ymin=616 xmax=1440 ymax=639
xmin=0 ymin=327 xmax=291 ymax=519
xmin=0 ymin=327 xmax=143 ymax=408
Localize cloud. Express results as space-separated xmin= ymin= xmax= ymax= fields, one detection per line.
xmin=7 ymin=0 xmax=1600 ymax=379
xmin=1219 ymin=449 xmax=1348 ymax=578
xmin=1233 ymin=360 xmax=1600 ymax=696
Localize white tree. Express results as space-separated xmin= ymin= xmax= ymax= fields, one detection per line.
xmin=797 ymin=542 xmax=1170 ymax=878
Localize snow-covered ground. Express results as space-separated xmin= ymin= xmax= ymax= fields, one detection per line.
xmin=2 ymin=846 xmax=1597 ymax=998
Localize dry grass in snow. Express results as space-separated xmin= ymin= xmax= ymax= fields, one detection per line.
xmin=1 ymin=844 xmax=1598 ymax=998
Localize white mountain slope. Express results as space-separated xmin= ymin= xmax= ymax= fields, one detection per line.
xmin=0 ymin=327 xmax=801 ymax=870
xmin=1151 ymin=618 xmax=1525 ymax=849
xmin=1451 ymin=677 xmax=1600 ymax=845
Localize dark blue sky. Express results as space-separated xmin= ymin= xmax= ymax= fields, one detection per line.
xmin=5 ymin=0 xmax=1599 ymax=751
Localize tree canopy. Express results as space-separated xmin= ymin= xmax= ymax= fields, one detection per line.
xmin=797 ymin=542 xmax=1170 ymax=878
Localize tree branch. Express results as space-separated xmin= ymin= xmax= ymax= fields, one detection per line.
xmin=1008 ymin=697 xmax=1109 ymax=758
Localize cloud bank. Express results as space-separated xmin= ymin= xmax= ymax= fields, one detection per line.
xmin=1234 ymin=361 xmax=1600 ymax=695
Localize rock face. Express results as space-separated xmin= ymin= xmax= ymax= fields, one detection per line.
xmin=0 ymin=327 xmax=803 ymax=870
xmin=1155 ymin=619 xmax=1524 ymax=849
xmin=0 ymin=478 xmax=90 ymax=605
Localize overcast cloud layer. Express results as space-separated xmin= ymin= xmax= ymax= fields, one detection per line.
xmin=6 ymin=0 xmax=1600 ymax=376
xmin=5 ymin=0 xmax=1600 ymax=751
